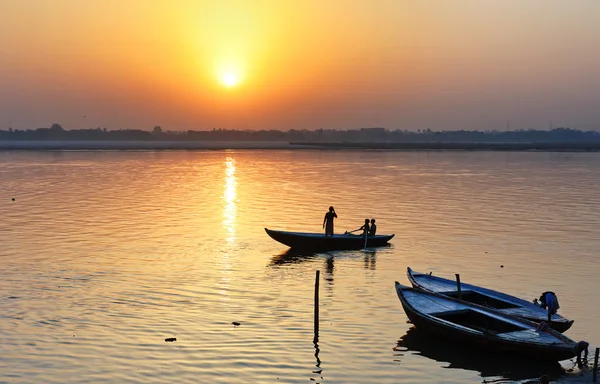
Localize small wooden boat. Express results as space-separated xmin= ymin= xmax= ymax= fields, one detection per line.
xmin=265 ymin=228 xmax=394 ymax=251
xmin=395 ymin=282 xmax=579 ymax=361
xmin=406 ymin=267 xmax=574 ymax=333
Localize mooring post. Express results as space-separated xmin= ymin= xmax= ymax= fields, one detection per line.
xmin=455 ymin=274 xmax=462 ymax=300
xmin=314 ymin=270 xmax=320 ymax=342
xmin=593 ymin=347 xmax=599 ymax=382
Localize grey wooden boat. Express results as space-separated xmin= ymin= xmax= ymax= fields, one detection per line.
xmin=265 ymin=228 xmax=394 ymax=251
xmin=395 ymin=282 xmax=579 ymax=361
xmin=406 ymin=267 xmax=573 ymax=333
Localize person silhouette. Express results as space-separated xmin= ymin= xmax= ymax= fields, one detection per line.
xmin=369 ymin=219 xmax=377 ymax=236
xmin=346 ymin=218 xmax=371 ymax=236
xmin=323 ymin=206 xmax=337 ymax=236
xmin=358 ymin=219 xmax=370 ymax=238
xmin=538 ymin=291 xmax=560 ymax=322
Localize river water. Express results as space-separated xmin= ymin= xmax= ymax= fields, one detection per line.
xmin=1 ymin=150 xmax=599 ymax=383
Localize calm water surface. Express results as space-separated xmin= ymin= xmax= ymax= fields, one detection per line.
xmin=1 ymin=150 xmax=600 ymax=383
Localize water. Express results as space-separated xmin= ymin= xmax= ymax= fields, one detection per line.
xmin=1 ymin=150 xmax=599 ymax=383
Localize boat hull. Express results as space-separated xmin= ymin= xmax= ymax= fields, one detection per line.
xmin=406 ymin=267 xmax=574 ymax=333
xmin=396 ymin=327 xmax=565 ymax=380
xmin=395 ymin=283 xmax=577 ymax=362
xmin=265 ymin=228 xmax=394 ymax=251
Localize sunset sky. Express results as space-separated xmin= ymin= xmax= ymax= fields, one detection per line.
xmin=1 ymin=1 xmax=599 ymax=131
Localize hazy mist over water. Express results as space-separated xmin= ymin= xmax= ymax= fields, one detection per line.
xmin=1 ymin=150 xmax=600 ymax=383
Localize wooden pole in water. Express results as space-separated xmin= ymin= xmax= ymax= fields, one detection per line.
xmin=593 ymin=347 xmax=599 ymax=382
xmin=314 ymin=270 xmax=320 ymax=342
xmin=455 ymin=274 xmax=462 ymax=300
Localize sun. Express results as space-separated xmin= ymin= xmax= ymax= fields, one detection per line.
xmin=221 ymin=72 xmax=240 ymax=88
xmin=214 ymin=60 xmax=245 ymax=88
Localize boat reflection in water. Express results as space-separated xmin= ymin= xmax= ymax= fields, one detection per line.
xmin=269 ymin=248 xmax=319 ymax=266
xmin=394 ymin=327 xmax=565 ymax=382
xmin=269 ymin=248 xmax=378 ymax=298
xmin=269 ymin=248 xmax=378 ymax=269
xmin=269 ymin=249 xmax=337 ymax=290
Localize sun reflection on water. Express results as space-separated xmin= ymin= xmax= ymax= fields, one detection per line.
xmin=223 ymin=157 xmax=237 ymax=244
xmin=218 ymin=156 xmax=238 ymax=303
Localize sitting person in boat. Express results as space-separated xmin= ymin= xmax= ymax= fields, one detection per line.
xmin=359 ymin=219 xmax=370 ymax=237
xmin=322 ymin=206 xmax=337 ymax=236
xmin=345 ymin=219 xmax=370 ymax=236
xmin=369 ymin=219 xmax=377 ymax=236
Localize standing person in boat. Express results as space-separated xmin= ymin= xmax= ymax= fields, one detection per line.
xmin=537 ymin=291 xmax=560 ymax=322
xmin=369 ymin=219 xmax=377 ymax=236
xmin=323 ymin=206 xmax=337 ymax=236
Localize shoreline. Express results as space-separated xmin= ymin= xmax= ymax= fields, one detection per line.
xmin=291 ymin=141 xmax=600 ymax=151
xmin=1 ymin=140 xmax=600 ymax=151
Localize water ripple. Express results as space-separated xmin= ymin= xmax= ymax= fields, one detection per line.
xmin=1 ymin=150 xmax=599 ymax=383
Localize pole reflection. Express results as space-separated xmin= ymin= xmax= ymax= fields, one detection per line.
xmin=364 ymin=250 xmax=376 ymax=270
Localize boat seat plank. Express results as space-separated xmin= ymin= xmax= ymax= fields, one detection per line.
xmin=413 ymin=278 xmax=455 ymax=292
xmin=402 ymin=290 xmax=468 ymax=314
xmin=501 ymin=307 xmax=563 ymax=321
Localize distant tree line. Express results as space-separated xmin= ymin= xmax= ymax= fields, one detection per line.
xmin=1 ymin=124 xmax=600 ymax=143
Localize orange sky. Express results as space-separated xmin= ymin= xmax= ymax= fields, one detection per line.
xmin=1 ymin=1 xmax=599 ymax=131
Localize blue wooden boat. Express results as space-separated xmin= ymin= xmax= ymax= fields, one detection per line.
xmin=406 ymin=267 xmax=573 ymax=333
xmin=265 ymin=228 xmax=394 ymax=251
xmin=395 ymin=282 xmax=579 ymax=361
